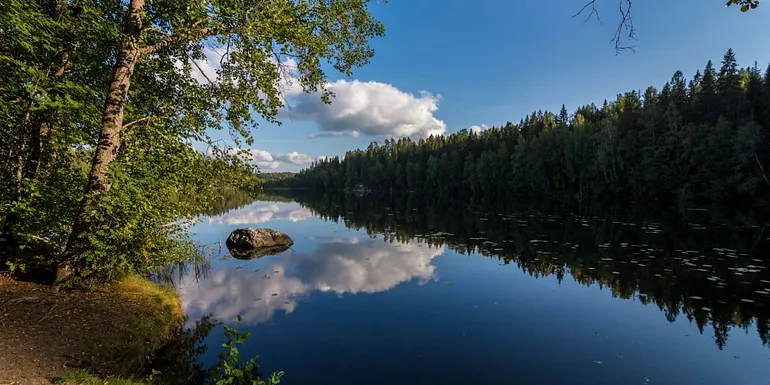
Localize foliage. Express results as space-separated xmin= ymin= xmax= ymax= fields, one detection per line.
xmin=208 ymin=316 xmax=285 ymax=385
xmin=0 ymin=0 xmax=384 ymax=285
xmin=288 ymin=49 xmax=770 ymax=214
xmin=725 ymin=0 xmax=761 ymax=12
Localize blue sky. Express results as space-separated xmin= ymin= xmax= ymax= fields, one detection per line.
xmin=203 ymin=0 xmax=770 ymax=172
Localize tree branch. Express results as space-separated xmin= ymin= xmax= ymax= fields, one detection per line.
xmin=189 ymin=53 xmax=215 ymax=84
xmin=612 ymin=0 xmax=635 ymax=54
xmin=573 ymin=0 xmax=602 ymax=24
xmin=754 ymin=152 xmax=770 ymax=186
xmin=142 ymin=26 xmax=169 ymax=36
xmin=123 ymin=116 xmax=169 ymax=129
xmin=574 ymin=0 xmax=635 ymax=54
xmin=138 ymin=19 xmax=217 ymax=57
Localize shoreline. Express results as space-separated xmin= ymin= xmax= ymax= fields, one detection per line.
xmin=0 ymin=273 xmax=183 ymax=384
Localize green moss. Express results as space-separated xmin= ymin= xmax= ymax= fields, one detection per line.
xmin=90 ymin=275 xmax=184 ymax=378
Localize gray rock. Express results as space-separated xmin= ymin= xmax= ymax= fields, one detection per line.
xmin=227 ymin=244 xmax=291 ymax=260
xmin=225 ymin=228 xmax=294 ymax=249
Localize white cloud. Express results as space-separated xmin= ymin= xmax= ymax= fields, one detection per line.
xmin=274 ymin=152 xmax=316 ymax=166
xmin=177 ymin=47 xmax=447 ymax=140
xmin=309 ymin=131 xmax=361 ymax=139
xmin=190 ymin=48 xmax=221 ymax=84
xmin=176 ymin=47 xmax=300 ymax=98
xmin=173 ymin=47 xmax=224 ymax=84
xmin=178 ymin=238 xmax=444 ymax=324
xmin=207 ymin=147 xmax=319 ymax=169
xmin=468 ymin=124 xmax=490 ymax=134
xmin=286 ymin=80 xmax=446 ymax=139
xmin=273 ymin=57 xmax=303 ymax=97
xmin=217 ymin=148 xmax=280 ymax=169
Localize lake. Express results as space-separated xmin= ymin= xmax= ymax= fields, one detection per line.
xmin=178 ymin=195 xmax=770 ymax=385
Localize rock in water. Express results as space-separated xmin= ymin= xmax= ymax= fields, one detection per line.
xmin=226 ymin=228 xmax=294 ymax=249
xmin=227 ymin=244 xmax=291 ymax=260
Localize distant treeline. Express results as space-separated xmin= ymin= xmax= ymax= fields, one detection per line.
xmin=279 ymin=49 xmax=770 ymax=213
xmin=258 ymin=172 xmax=296 ymax=184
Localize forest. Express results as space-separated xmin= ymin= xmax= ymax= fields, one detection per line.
xmin=283 ymin=49 xmax=770 ymax=214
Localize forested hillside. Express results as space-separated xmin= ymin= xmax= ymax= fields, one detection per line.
xmin=288 ymin=49 xmax=770 ymax=211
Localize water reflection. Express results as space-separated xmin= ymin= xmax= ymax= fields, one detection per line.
xmin=207 ymin=201 xmax=312 ymax=225
xmin=291 ymin=193 xmax=770 ymax=351
xmin=179 ymin=237 xmax=443 ymax=324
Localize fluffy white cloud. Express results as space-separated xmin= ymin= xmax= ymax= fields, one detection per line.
xmin=273 ymin=152 xmax=316 ymax=166
xmin=178 ymin=238 xmax=444 ymax=324
xmin=468 ymin=124 xmax=490 ymax=134
xmin=177 ymin=47 xmax=447 ymax=140
xmin=208 ymin=147 xmax=320 ymax=169
xmin=285 ymin=80 xmax=446 ymax=139
xmin=218 ymin=148 xmax=280 ymax=169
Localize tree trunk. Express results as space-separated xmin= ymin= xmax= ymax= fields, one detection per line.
xmin=24 ymin=121 xmax=51 ymax=180
xmin=58 ymin=0 xmax=146 ymax=283
xmin=28 ymin=52 xmax=69 ymax=180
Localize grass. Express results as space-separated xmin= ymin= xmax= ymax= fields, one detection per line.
xmin=113 ymin=274 xmax=182 ymax=319
xmin=55 ymin=371 xmax=147 ymax=385
xmin=1 ymin=266 xmax=190 ymax=384
xmin=68 ymin=274 xmax=184 ymax=383
xmin=96 ymin=275 xmax=183 ymax=375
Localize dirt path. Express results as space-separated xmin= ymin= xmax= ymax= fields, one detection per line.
xmin=0 ymin=274 xmax=181 ymax=385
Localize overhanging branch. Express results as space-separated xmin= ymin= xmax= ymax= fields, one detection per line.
xmin=123 ymin=116 xmax=169 ymax=130
xmin=574 ymin=0 xmax=635 ymax=54
xmin=138 ymin=19 xmax=218 ymax=57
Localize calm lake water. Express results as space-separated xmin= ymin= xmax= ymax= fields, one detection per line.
xmin=180 ymin=196 xmax=770 ymax=385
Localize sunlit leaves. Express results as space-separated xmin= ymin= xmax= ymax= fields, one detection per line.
xmin=725 ymin=0 xmax=760 ymax=12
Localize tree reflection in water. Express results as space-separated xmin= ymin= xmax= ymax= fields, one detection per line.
xmin=291 ymin=192 xmax=770 ymax=350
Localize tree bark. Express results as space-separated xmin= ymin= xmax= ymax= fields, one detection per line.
xmin=59 ymin=0 xmax=146 ymax=283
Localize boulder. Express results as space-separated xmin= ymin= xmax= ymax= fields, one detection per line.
xmin=225 ymin=228 xmax=294 ymax=249
xmin=227 ymin=244 xmax=291 ymax=260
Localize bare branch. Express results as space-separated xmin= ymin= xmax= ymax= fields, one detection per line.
xmin=612 ymin=0 xmax=635 ymax=54
xmin=270 ymin=50 xmax=298 ymax=122
xmin=575 ymin=0 xmax=636 ymax=54
xmin=189 ymin=53 xmax=215 ymax=84
xmin=221 ymin=36 xmax=232 ymax=67
xmin=573 ymin=0 xmax=602 ymax=24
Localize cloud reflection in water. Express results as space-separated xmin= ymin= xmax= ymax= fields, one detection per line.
xmin=179 ymin=238 xmax=444 ymax=324
xmin=207 ymin=202 xmax=312 ymax=225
